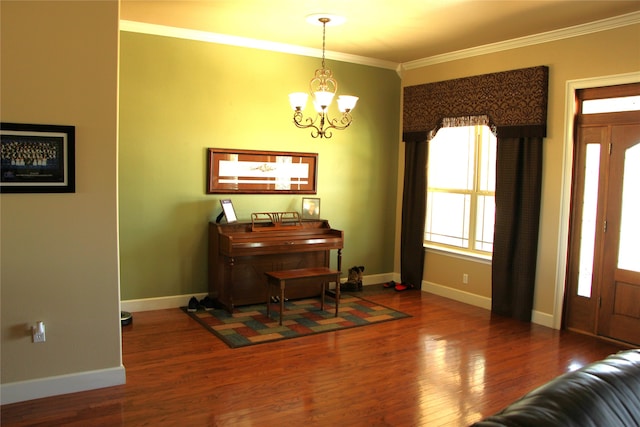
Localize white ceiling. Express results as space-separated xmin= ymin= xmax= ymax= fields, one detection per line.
xmin=120 ymin=0 xmax=640 ymax=65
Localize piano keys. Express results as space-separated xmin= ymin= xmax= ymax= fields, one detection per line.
xmin=208 ymin=219 xmax=343 ymax=312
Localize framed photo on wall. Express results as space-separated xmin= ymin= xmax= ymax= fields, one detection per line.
xmin=207 ymin=148 xmax=317 ymax=194
xmin=302 ymin=197 xmax=320 ymax=220
xmin=1 ymin=122 xmax=75 ymax=193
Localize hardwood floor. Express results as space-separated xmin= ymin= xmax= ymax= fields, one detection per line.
xmin=1 ymin=288 xmax=627 ymax=426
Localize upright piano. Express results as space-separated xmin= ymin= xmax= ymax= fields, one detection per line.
xmin=208 ymin=219 xmax=343 ymax=312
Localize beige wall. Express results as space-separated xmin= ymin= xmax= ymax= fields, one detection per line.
xmin=0 ymin=0 xmax=122 ymax=399
xmin=400 ymin=23 xmax=640 ymax=320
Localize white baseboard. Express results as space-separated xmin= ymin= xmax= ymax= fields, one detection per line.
xmin=422 ymin=280 xmax=557 ymax=329
xmin=1 ymin=365 xmax=126 ymax=405
xmin=121 ymin=273 xmax=397 ymax=313
xmin=120 ymin=275 xmax=557 ymax=327
xmin=422 ymin=280 xmax=492 ymax=310
xmin=531 ymin=310 xmax=555 ymax=328
xmin=362 ymin=273 xmax=395 ymax=287
xmin=120 ymin=293 xmax=208 ymax=312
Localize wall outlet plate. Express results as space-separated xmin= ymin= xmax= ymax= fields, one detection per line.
xmin=32 ymin=323 xmax=46 ymax=343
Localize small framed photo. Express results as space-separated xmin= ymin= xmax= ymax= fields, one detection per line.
xmin=220 ymin=199 xmax=237 ymax=223
xmin=301 ymin=197 xmax=320 ymax=220
xmin=1 ymin=122 xmax=75 ymax=193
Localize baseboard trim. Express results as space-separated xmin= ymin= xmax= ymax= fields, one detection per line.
xmin=121 ymin=277 xmax=557 ymax=328
xmin=531 ymin=310 xmax=555 ymax=328
xmin=422 ymin=281 xmax=492 ymax=310
xmin=362 ymin=273 xmax=395 ymax=287
xmin=121 ymin=273 xmax=396 ymax=313
xmin=422 ymin=281 xmax=556 ymax=329
xmin=120 ymin=293 xmax=208 ymax=312
xmin=1 ymin=365 xmax=126 ymax=405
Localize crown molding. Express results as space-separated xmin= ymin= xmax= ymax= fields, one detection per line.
xmin=119 ymin=20 xmax=399 ymax=70
xmin=402 ymin=11 xmax=640 ymax=71
xmin=120 ymin=11 xmax=639 ymax=73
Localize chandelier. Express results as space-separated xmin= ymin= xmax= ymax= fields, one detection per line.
xmin=288 ymin=16 xmax=359 ymax=139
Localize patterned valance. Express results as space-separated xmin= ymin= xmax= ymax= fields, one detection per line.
xmin=403 ymin=66 xmax=549 ymax=141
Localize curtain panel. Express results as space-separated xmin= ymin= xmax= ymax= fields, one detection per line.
xmin=401 ymin=66 xmax=549 ymax=322
xmin=400 ymin=137 xmax=427 ymax=288
xmin=491 ymin=136 xmax=543 ymax=321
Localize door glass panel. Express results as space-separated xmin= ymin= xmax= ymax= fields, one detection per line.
xmin=577 ymin=144 xmax=600 ymax=298
xmin=618 ymin=143 xmax=640 ymax=272
xmin=582 ymin=96 xmax=640 ymax=114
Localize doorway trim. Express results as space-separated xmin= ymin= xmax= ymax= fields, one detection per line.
xmin=555 ymin=71 xmax=640 ymax=330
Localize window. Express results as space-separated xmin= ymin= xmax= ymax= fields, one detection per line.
xmin=425 ymin=124 xmax=496 ymax=256
xmin=582 ymin=95 xmax=640 ymax=114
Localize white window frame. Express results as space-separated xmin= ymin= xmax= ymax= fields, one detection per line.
xmin=425 ymin=123 xmax=495 ymax=259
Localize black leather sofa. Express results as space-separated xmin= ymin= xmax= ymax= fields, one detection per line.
xmin=472 ymin=349 xmax=640 ymax=427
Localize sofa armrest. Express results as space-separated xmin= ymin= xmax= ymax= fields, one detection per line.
xmin=472 ymin=349 xmax=640 ymax=427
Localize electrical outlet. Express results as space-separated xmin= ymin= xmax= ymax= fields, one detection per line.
xmin=32 ymin=321 xmax=46 ymax=343
xmin=462 ymin=273 xmax=469 ymax=284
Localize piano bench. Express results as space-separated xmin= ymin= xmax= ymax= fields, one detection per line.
xmin=264 ymin=267 xmax=341 ymax=326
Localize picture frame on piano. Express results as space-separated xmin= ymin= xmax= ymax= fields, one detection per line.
xmin=220 ymin=199 xmax=237 ymax=223
xmin=302 ymin=197 xmax=320 ymax=220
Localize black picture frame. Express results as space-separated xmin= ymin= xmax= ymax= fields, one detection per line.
xmin=1 ymin=122 xmax=75 ymax=193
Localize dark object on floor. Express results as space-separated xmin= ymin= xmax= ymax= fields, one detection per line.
xmin=199 ymin=295 xmax=215 ymax=311
xmin=121 ymin=311 xmax=132 ymax=326
xmin=340 ymin=265 xmax=364 ymax=292
xmin=187 ymin=297 xmax=199 ymax=312
xmin=383 ymin=280 xmax=396 ymax=288
xmin=472 ymin=349 xmax=640 ymax=427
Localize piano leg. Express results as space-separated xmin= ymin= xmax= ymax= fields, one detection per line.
xmin=223 ymin=257 xmax=235 ymax=313
xmin=334 ymin=270 xmax=340 ymax=317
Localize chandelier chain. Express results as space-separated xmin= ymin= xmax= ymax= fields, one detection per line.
xmin=321 ymin=19 xmax=327 ymax=70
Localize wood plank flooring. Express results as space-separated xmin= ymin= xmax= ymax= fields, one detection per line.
xmin=1 ymin=288 xmax=628 ymax=426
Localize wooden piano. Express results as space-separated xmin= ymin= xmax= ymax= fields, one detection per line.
xmin=208 ymin=217 xmax=343 ymax=312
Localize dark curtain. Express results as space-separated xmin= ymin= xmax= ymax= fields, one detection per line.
xmin=491 ymin=136 xmax=543 ymax=321
xmin=400 ymin=132 xmax=428 ymax=288
xmin=402 ymin=66 xmax=548 ymax=321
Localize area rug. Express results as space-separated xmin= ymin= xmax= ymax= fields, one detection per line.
xmin=181 ymin=295 xmax=410 ymax=348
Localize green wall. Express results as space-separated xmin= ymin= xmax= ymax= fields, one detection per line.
xmin=119 ymin=31 xmax=401 ymax=300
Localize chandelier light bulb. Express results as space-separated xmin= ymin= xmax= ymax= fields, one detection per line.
xmin=289 ymin=92 xmax=308 ymax=111
xmin=337 ymin=95 xmax=359 ymax=113
xmin=314 ymin=91 xmax=334 ymax=109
